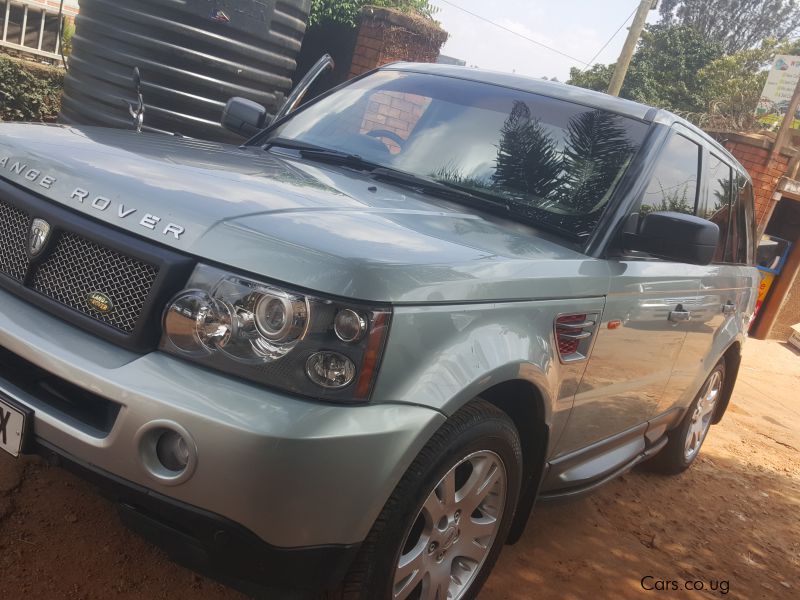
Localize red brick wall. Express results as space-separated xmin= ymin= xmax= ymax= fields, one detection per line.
xmin=360 ymin=91 xmax=431 ymax=152
xmin=349 ymin=6 xmax=448 ymax=79
xmin=722 ymin=136 xmax=791 ymax=236
xmin=43 ymin=0 xmax=79 ymax=15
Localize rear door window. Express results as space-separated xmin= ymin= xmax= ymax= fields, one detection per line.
xmin=725 ymin=175 xmax=750 ymax=264
xmin=698 ymin=153 xmax=733 ymax=263
xmin=738 ymin=175 xmax=756 ymax=265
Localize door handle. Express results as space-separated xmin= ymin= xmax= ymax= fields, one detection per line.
xmin=668 ymin=306 xmax=692 ymax=322
xmin=722 ymin=302 xmax=736 ymax=315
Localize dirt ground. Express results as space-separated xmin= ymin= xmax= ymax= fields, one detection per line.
xmin=1 ymin=339 xmax=798 ymax=599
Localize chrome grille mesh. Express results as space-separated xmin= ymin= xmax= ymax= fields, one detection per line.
xmin=0 ymin=199 xmax=31 ymax=281
xmin=0 ymin=198 xmax=160 ymax=334
xmin=33 ymin=233 xmax=159 ymax=333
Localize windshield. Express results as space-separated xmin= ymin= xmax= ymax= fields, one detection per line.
xmin=262 ymin=70 xmax=650 ymax=240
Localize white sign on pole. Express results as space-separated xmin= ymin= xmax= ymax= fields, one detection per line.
xmin=755 ymin=55 xmax=800 ymax=129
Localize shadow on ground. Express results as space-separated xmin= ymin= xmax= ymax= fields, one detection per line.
xmin=483 ymin=451 xmax=799 ymax=600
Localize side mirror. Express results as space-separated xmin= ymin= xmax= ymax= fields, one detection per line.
xmin=221 ymin=97 xmax=268 ymax=137
xmin=623 ymin=211 xmax=719 ymax=265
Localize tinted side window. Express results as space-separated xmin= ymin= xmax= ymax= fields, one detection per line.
xmin=724 ymin=175 xmax=751 ymax=264
xmin=698 ymin=154 xmax=733 ymax=263
xmin=738 ymin=175 xmax=756 ymax=265
xmin=640 ymin=133 xmax=699 ymax=216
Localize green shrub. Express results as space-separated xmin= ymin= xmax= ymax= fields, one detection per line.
xmin=309 ymin=1 xmax=438 ymax=27
xmin=0 ymin=55 xmax=64 ymax=122
xmin=62 ymin=19 xmax=76 ymax=56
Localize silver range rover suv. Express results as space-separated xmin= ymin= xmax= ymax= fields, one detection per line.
xmin=0 ymin=63 xmax=758 ymax=599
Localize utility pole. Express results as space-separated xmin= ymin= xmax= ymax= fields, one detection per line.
xmin=769 ymin=74 xmax=800 ymax=162
xmin=607 ymin=0 xmax=657 ymax=97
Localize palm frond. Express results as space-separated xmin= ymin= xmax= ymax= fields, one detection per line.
xmin=492 ymin=101 xmax=561 ymax=202
xmin=559 ymin=110 xmax=634 ymax=212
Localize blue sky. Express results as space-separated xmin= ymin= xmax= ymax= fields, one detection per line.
xmin=431 ymin=0 xmax=661 ymax=81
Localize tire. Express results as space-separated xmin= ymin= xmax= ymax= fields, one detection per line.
xmin=649 ymin=359 xmax=726 ymax=475
xmin=330 ymin=399 xmax=523 ymax=600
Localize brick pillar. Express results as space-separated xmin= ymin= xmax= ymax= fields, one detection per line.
xmin=721 ymin=134 xmax=792 ymax=237
xmin=349 ymin=6 xmax=448 ymax=79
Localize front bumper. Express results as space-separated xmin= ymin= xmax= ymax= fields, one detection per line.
xmin=36 ymin=440 xmax=359 ymax=596
xmin=0 ymin=287 xmax=444 ymax=553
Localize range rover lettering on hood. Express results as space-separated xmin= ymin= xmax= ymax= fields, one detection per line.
xmin=0 ymin=155 xmax=57 ymax=189
xmin=70 ymin=187 xmax=185 ymax=239
xmin=0 ymin=155 xmax=185 ymax=240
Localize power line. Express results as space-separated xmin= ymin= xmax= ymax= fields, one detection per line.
xmin=581 ymin=5 xmax=639 ymax=72
xmin=437 ymin=0 xmax=590 ymax=66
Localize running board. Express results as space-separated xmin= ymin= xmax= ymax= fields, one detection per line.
xmin=537 ymin=436 xmax=668 ymax=502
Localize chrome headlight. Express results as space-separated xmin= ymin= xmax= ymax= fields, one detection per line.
xmin=160 ymin=265 xmax=391 ymax=402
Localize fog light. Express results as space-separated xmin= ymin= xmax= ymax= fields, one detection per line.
xmin=135 ymin=421 xmax=197 ymax=485
xmin=334 ymin=309 xmax=367 ymax=343
xmin=156 ymin=430 xmax=190 ymax=472
xmin=306 ymin=351 xmax=356 ymax=389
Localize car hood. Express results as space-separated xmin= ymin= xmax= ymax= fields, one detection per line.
xmin=0 ymin=124 xmax=609 ymax=302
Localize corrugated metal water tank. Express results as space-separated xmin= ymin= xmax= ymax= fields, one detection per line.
xmin=59 ymin=0 xmax=310 ymax=141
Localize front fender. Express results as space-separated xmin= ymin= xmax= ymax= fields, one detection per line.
xmin=372 ymin=297 xmax=607 ymax=457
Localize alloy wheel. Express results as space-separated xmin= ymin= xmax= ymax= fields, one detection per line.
xmin=392 ymin=450 xmax=507 ymax=600
xmin=684 ymin=369 xmax=722 ymax=461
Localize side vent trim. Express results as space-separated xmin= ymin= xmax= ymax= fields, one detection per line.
xmin=554 ymin=313 xmax=600 ymax=363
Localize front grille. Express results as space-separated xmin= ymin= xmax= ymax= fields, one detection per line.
xmin=0 ymin=199 xmax=159 ymax=334
xmin=33 ymin=233 xmax=159 ymax=333
xmin=0 ymin=199 xmax=31 ymax=281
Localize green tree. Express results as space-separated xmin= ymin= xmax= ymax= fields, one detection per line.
xmin=621 ymin=24 xmax=724 ymax=113
xmin=659 ymin=0 xmax=800 ymax=54
xmin=568 ymin=24 xmax=723 ymax=115
xmin=570 ymin=27 xmax=800 ymax=129
xmin=697 ymin=41 xmax=776 ymax=128
xmin=61 ymin=19 xmax=75 ymax=56
xmin=567 ymin=63 xmax=615 ymax=92
xmin=309 ymin=0 xmax=438 ymax=27
xmin=697 ymin=37 xmax=800 ymax=128
xmin=639 ymin=187 xmax=693 ymax=216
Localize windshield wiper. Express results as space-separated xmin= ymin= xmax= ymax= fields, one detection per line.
xmin=370 ymin=167 xmax=508 ymax=211
xmin=265 ymin=137 xmax=380 ymax=170
xmin=370 ymin=167 xmax=468 ymax=196
xmin=265 ymin=137 xmax=498 ymax=210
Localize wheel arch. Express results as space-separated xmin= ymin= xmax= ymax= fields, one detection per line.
xmin=475 ymin=379 xmax=550 ymax=545
xmin=712 ymin=339 xmax=743 ymax=425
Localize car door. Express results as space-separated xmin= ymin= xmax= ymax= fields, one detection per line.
xmin=552 ymin=130 xmax=702 ymax=460
xmin=656 ymin=155 xmax=758 ymax=414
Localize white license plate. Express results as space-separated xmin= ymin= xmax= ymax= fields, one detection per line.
xmin=0 ymin=397 xmax=28 ymax=458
